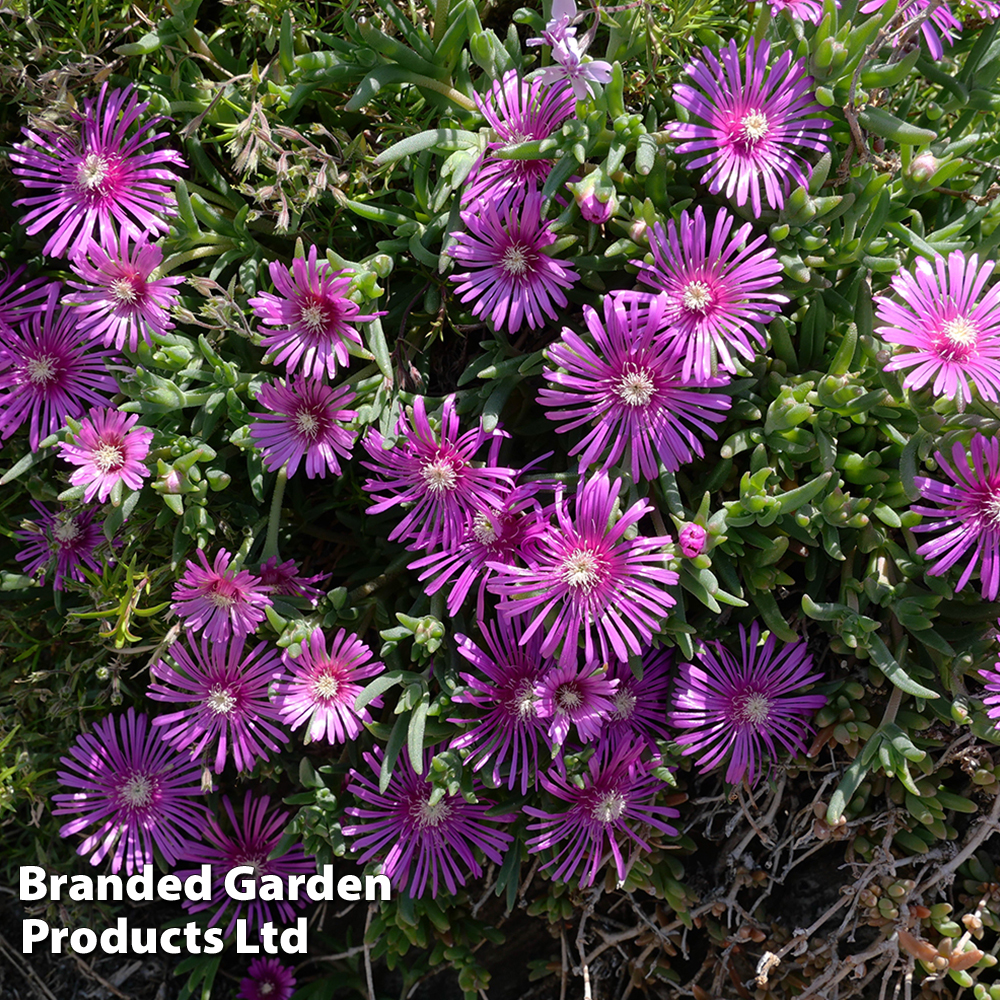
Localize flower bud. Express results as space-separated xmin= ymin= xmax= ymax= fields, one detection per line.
xmin=569 ymin=172 xmax=617 ymax=224
xmin=678 ymin=523 xmax=708 ymax=558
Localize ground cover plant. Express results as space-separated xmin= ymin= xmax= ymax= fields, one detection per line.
xmin=4 ymin=0 xmax=1000 ymax=997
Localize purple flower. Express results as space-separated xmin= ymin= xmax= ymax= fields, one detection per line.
xmin=669 ymin=622 xmax=826 ymax=786
xmin=180 ymin=792 xmax=314 ymax=936
xmin=465 ymin=71 xmax=576 ymax=203
xmin=538 ymin=292 xmax=731 ymax=480
xmin=634 ymin=206 xmax=787 ymax=381
xmin=249 ymin=244 xmax=377 ymax=380
xmin=600 ymin=651 xmax=674 ymax=750
xmin=273 ymin=627 xmax=385 ymax=744
xmin=911 ymin=434 xmax=1000 ymax=600
xmin=527 ymin=0 xmax=579 ymax=47
xmin=66 ymin=231 xmax=185 ymax=353
xmin=58 ymin=408 xmax=154 ymax=503
xmin=0 ymin=265 xmax=55 ymax=327
xmin=237 ymin=959 xmax=296 ymax=1000
xmin=671 ymin=39 xmax=832 ymax=217
xmin=10 ymin=83 xmax=185 ymax=259
xmin=875 ymin=251 xmax=1000 ymax=407
xmin=768 ymin=0 xmax=834 ymax=22
xmin=343 ymin=746 xmax=515 ymax=898
xmin=448 ymin=189 xmax=578 ymax=333
xmin=170 ymin=549 xmax=273 ymax=643
xmin=362 ymin=394 xmax=514 ymax=552
xmin=489 ymin=473 xmax=679 ymax=667
xmin=408 ymin=479 xmax=549 ymax=618
xmin=148 ymin=634 xmax=288 ymax=774
xmin=249 ymin=377 xmax=357 ymax=478
xmin=449 ymin=617 xmax=552 ymax=793
xmin=0 ymin=285 xmax=120 ymax=449
xmin=524 ymin=743 xmax=679 ymax=886
xmin=536 ymin=661 xmax=618 ymax=747
xmin=53 ymin=708 xmax=207 ymax=875
xmin=859 ymin=0 xmax=960 ymax=59
xmin=678 ymin=523 xmax=708 ymax=558
xmin=982 ymin=655 xmax=1000 ymax=724
xmin=539 ymin=34 xmax=613 ymax=101
xmin=14 ymin=501 xmax=106 ymax=590
xmin=258 ymin=556 xmax=329 ymax=602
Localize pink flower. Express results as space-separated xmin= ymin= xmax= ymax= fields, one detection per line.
xmin=67 ymin=231 xmax=185 ymax=352
xmin=249 ymin=245 xmax=377 ymax=380
xmin=10 ymin=83 xmax=185 ymax=259
xmin=237 ymin=959 xmax=296 ymax=1000
xmin=58 ymin=408 xmax=153 ymax=503
xmin=14 ymin=501 xmax=107 ymax=590
xmin=678 ymin=523 xmax=708 ymax=558
xmin=535 ymin=661 xmax=618 ymax=747
xmin=258 ymin=556 xmax=328 ymax=602
xmin=170 ymin=549 xmax=273 ymax=643
xmin=249 ymin=377 xmax=357 ymax=478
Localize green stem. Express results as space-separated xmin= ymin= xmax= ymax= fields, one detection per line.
xmin=262 ymin=467 xmax=288 ymax=562
xmin=159 ymin=241 xmax=234 ymax=276
xmin=751 ymin=0 xmax=770 ymax=43
xmin=432 ymin=0 xmax=450 ymax=46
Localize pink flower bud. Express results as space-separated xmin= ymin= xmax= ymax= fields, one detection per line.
xmin=678 ymin=523 xmax=708 ymax=558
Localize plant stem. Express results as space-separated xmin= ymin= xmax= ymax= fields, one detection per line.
xmin=432 ymin=0 xmax=450 ymax=46
xmin=262 ymin=466 xmax=288 ymax=562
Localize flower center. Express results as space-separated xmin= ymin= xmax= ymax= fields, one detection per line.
xmin=206 ymin=580 xmax=237 ymax=608
xmin=412 ymin=795 xmax=452 ymax=830
xmin=259 ymin=985 xmax=274 ymax=997
xmin=472 ymin=510 xmax=497 ymax=545
xmin=735 ymin=691 xmax=772 ymax=726
xmin=682 ymin=280 xmax=714 ymax=313
xmin=236 ymin=854 xmax=266 ymax=877
xmin=739 ymin=110 xmax=769 ymax=144
xmin=93 ymin=441 xmax=125 ymax=474
xmin=980 ymin=487 xmax=1000 ymax=527
xmin=501 ymin=243 xmax=533 ymax=277
xmin=120 ymin=772 xmax=153 ymax=808
xmin=109 ymin=276 xmax=142 ymax=305
xmin=941 ymin=316 xmax=978 ymax=348
xmin=509 ymin=678 xmax=538 ymax=719
xmin=314 ymin=670 xmax=340 ymax=700
xmin=53 ymin=519 xmax=81 ymax=545
xmin=294 ymin=408 xmax=321 ymax=440
xmin=26 ymin=354 xmax=59 ymax=385
xmin=615 ymin=364 xmax=656 ymax=407
xmin=76 ymin=152 xmax=110 ymax=191
xmin=206 ymin=685 xmax=237 ymax=715
xmin=299 ymin=298 xmax=329 ymax=333
xmin=560 ymin=547 xmax=602 ymax=590
xmin=421 ymin=458 xmax=459 ymax=493
xmin=592 ymin=790 xmax=626 ymax=823
xmin=611 ymin=687 xmax=637 ymax=721
xmin=556 ymin=682 xmax=582 ymax=710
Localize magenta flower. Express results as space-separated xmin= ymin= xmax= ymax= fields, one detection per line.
xmin=273 ymin=627 xmax=385 ymax=744
xmin=448 ymin=189 xmax=578 ymax=333
xmin=634 ymin=206 xmax=787 ymax=381
xmin=981 ymin=657 xmax=1000 ymax=724
xmin=362 ymin=394 xmax=515 ymax=551
xmin=911 ymin=434 xmax=1000 ymax=600
xmin=409 ymin=479 xmax=549 ymax=618
xmin=180 ymin=792 xmax=314 ymax=936
xmin=258 ymin=556 xmax=328 ymax=602
xmin=170 ymin=549 xmax=273 ymax=643
xmin=859 ymin=0 xmax=960 ymax=59
xmin=489 ymin=473 xmax=678 ymax=667
xmin=669 ymin=622 xmax=826 ymax=786
xmin=148 ymin=634 xmax=288 ymax=774
xmin=600 ymin=651 xmax=674 ymax=750
xmin=875 ymin=251 xmax=1000 ymax=407
xmin=527 ymin=0 xmax=579 ymax=47
xmin=539 ymin=33 xmax=613 ymax=100
xmin=66 ymin=231 xmax=184 ymax=353
xmin=53 ymin=708 xmax=207 ymax=875
xmin=10 ymin=82 xmax=185 ymax=259
xmin=538 ymin=292 xmax=732 ymax=480
xmin=465 ymin=71 xmax=576 ymax=203
xmin=0 ymin=265 xmax=55 ymax=327
xmin=768 ymin=0 xmax=833 ymax=21
xmin=0 ymin=285 xmax=120 ymax=450
xmin=524 ymin=743 xmax=679 ymax=886
xmin=671 ymin=39 xmax=832 ymax=217
xmin=14 ymin=501 xmax=106 ymax=590
xmin=249 ymin=244 xmax=377 ymax=380
xmin=343 ymin=746 xmax=515 ymax=898
xmin=249 ymin=377 xmax=357 ymax=478
xmin=678 ymin=523 xmax=708 ymax=558
xmin=57 ymin=408 xmax=153 ymax=503
xmin=449 ymin=617 xmax=552 ymax=793
xmin=237 ymin=959 xmax=296 ymax=1000
xmin=536 ymin=661 xmax=618 ymax=747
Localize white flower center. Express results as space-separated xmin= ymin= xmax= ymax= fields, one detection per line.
xmin=237 ymin=855 xmax=266 ymax=877
xmin=501 ymin=243 xmax=532 ymax=276
xmin=941 ymin=316 xmax=978 ymax=347
xmin=259 ymin=985 xmax=274 ymax=997
xmin=983 ymin=489 xmax=1000 ymax=526
xmin=611 ymin=687 xmax=637 ymax=721
xmin=556 ymin=682 xmax=582 ymax=710
xmin=421 ymin=458 xmax=458 ymax=493
xmin=740 ymin=110 xmax=769 ymax=144
xmin=510 ymin=678 xmax=538 ymax=719
xmin=682 ymin=280 xmax=713 ymax=313
xmin=110 ymin=277 xmax=139 ymax=304
xmin=413 ymin=795 xmax=452 ymax=830
xmin=472 ymin=510 xmax=497 ymax=545
xmin=300 ymin=300 xmax=328 ymax=333
xmin=93 ymin=442 xmax=125 ymax=473
xmin=592 ymin=790 xmax=626 ymax=823
xmin=736 ymin=691 xmax=771 ymax=726
xmin=295 ymin=409 xmax=321 ymax=439
xmin=314 ymin=671 xmax=340 ymax=700
xmin=560 ymin=547 xmax=602 ymax=590
xmin=26 ymin=354 xmax=59 ymax=385
xmin=120 ymin=773 xmax=153 ymax=808
xmin=206 ymin=685 xmax=237 ymax=715
xmin=53 ymin=519 xmax=81 ymax=545
xmin=615 ymin=365 xmax=655 ymax=407
xmin=76 ymin=152 xmax=110 ymax=191
xmin=206 ymin=581 xmax=237 ymax=608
